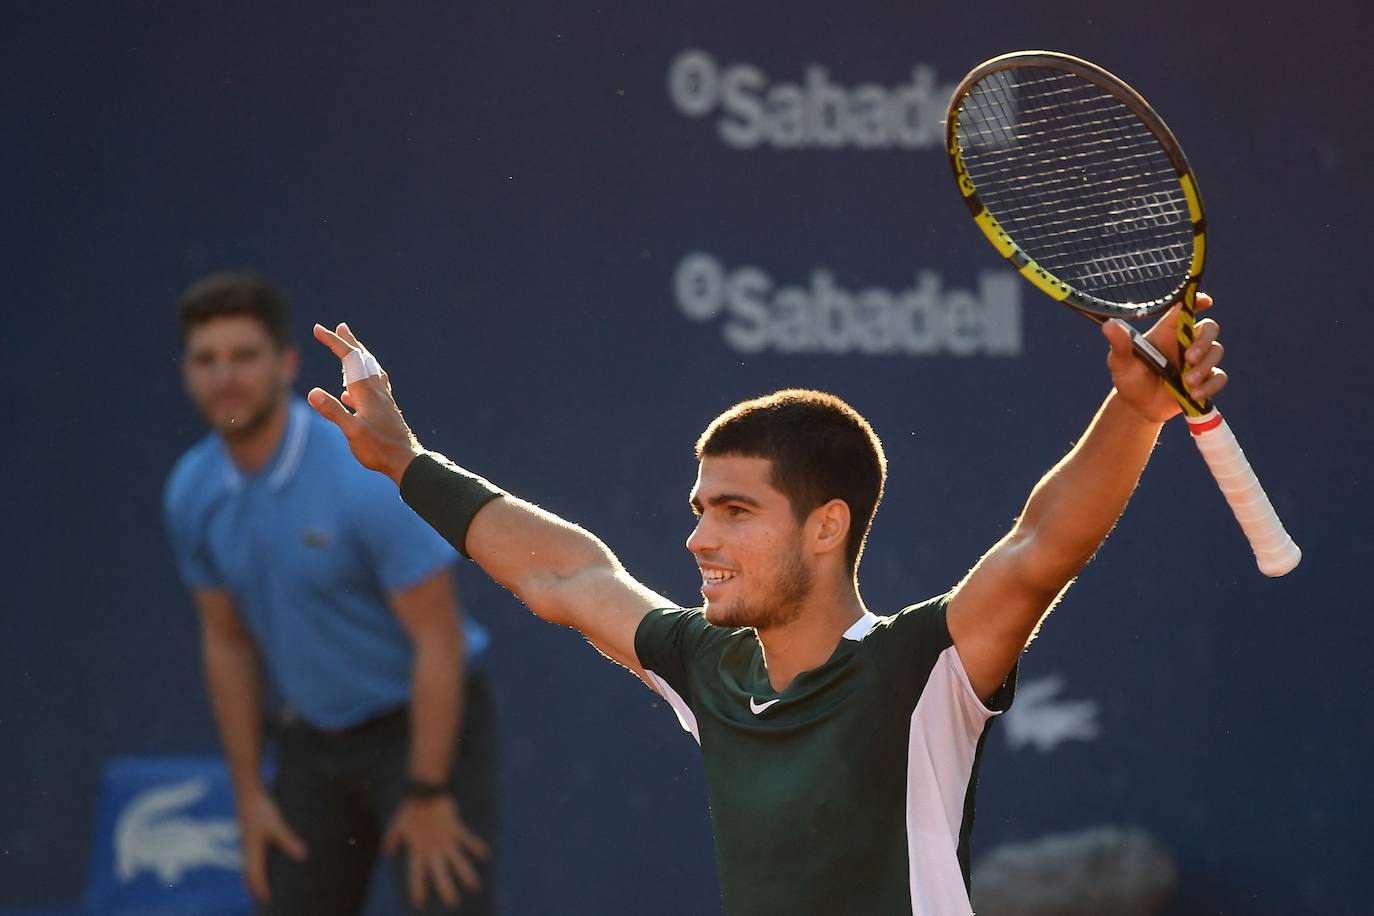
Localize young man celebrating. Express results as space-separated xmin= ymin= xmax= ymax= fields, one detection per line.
xmin=307 ymin=295 xmax=1226 ymax=915
xmin=163 ymin=273 xmax=497 ymax=915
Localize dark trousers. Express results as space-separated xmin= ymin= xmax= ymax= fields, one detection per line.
xmin=260 ymin=673 xmax=499 ymax=916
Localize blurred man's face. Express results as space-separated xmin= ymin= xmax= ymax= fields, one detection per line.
xmin=181 ymin=315 xmax=297 ymax=438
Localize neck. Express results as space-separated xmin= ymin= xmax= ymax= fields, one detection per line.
xmin=223 ymin=397 xmax=291 ymax=474
xmin=755 ymin=580 xmax=867 ymax=692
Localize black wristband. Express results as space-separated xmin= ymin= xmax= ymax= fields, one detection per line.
xmin=399 ymin=452 xmax=505 ymax=558
xmin=404 ymin=777 xmax=453 ymax=800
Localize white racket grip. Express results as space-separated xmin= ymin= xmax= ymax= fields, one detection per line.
xmin=1186 ymin=409 xmax=1301 ymax=576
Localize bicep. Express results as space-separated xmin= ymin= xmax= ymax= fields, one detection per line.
xmin=192 ymin=587 xmax=252 ymax=643
xmin=462 ymin=495 xmax=667 ymax=683
xmin=388 ymin=566 xmax=462 ymax=647
xmin=529 ymin=563 xmax=666 ymax=685
xmin=947 ymin=528 xmax=1068 ymax=702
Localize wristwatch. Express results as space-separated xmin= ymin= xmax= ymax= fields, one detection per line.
xmin=404 ymin=777 xmax=452 ymax=800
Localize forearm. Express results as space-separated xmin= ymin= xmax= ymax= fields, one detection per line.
xmin=1015 ymin=390 xmax=1163 ymax=583
xmin=200 ymin=632 xmax=267 ymax=801
xmin=407 ymin=633 xmax=464 ymax=784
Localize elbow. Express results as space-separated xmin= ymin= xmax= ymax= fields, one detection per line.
xmin=409 ymin=618 xmax=464 ymax=659
xmin=512 ymin=576 xmax=583 ymax=629
xmin=514 ymin=579 xmax=573 ymax=626
xmin=1003 ymin=524 xmax=1092 ymax=599
xmin=509 ymin=550 xmax=620 ymax=629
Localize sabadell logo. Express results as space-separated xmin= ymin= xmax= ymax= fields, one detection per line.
xmin=667 ymin=49 xmax=955 ymax=151
xmin=673 ymin=252 xmax=1022 ymax=357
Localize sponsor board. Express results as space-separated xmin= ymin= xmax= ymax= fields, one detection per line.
xmin=674 ymin=252 xmax=1021 ymax=356
xmin=668 ymin=49 xmax=954 ymax=151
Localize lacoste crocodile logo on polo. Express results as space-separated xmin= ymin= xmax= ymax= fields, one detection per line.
xmin=301 ymin=528 xmax=332 ymax=549
xmin=749 ymin=697 xmax=781 ymax=715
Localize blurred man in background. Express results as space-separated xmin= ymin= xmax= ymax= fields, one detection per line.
xmin=163 ymin=272 xmax=497 ymax=916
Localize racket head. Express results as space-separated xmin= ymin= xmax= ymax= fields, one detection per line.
xmin=945 ymin=51 xmax=1206 ymax=321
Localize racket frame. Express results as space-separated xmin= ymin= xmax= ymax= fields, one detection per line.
xmin=946 ymin=50 xmax=1208 ymax=415
xmin=944 ymin=51 xmax=1300 ymax=576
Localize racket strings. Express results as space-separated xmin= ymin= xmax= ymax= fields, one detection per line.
xmin=972 ymin=169 xmax=1180 ymax=240
xmin=956 ymin=68 xmax=1194 ymax=307
xmin=965 ymin=77 xmax=1180 ymax=249
xmin=962 ymin=71 xmax=1189 ymax=298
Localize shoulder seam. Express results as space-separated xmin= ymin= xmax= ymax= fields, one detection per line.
xmin=858 ymin=621 xmax=913 ymax=706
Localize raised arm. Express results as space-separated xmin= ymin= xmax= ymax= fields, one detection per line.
xmin=948 ymin=296 xmax=1228 ymax=701
xmin=305 ymin=323 xmax=669 ymax=682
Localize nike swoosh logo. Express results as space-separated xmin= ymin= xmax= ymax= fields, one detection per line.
xmin=749 ymin=697 xmax=781 ymax=715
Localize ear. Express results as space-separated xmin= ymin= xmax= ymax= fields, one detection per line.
xmin=281 ymin=345 xmax=301 ymax=384
xmin=808 ymin=498 xmax=851 ymax=559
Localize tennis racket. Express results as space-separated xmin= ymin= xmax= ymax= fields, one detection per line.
xmin=945 ymin=51 xmax=1300 ymax=577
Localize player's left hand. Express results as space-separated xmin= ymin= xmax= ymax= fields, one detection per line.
xmin=385 ymin=794 xmax=490 ymax=908
xmin=309 ymin=322 xmax=424 ymax=484
xmin=1104 ymin=291 xmax=1228 ymax=423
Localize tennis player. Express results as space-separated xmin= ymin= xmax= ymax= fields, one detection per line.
xmin=307 ymin=297 xmax=1225 ymax=915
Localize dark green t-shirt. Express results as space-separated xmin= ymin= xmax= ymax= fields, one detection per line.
xmin=635 ymin=594 xmax=1015 ymax=916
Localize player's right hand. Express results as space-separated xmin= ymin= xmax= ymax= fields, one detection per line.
xmin=237 ymin=788 xmax=308 ymax=901
xmin=309 ymin=322 xmax=425 ymax=484
xmin=1103 ymin=292 xmax=1227 ymax=424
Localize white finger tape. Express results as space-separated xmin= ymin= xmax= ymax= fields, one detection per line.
xmin=342 ymin=349 xmax=382 ymax=384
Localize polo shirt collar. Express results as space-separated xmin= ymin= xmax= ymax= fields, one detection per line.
xmin=220 ymin=399 xmax=312 ymax=494
xmin=843 ymin=611 xmax=880 ymax=640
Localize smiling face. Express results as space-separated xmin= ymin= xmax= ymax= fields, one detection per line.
xmin=687 ymin=454 xmax=814 ymax=631
xmin=182 ymin=314 xmax=298 ymax=439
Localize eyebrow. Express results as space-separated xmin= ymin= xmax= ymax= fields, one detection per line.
xmin=689 ymin=492 xmax=764 ymax=514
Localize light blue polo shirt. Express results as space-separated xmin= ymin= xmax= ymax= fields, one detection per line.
xmin=164 ymin=399 xmax=489 ymax=730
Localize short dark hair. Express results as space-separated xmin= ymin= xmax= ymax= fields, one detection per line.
xmin=175 ymin=271 xmax=292 ymax=349
xmin=696 ymin=389 xmax=887 ymax=571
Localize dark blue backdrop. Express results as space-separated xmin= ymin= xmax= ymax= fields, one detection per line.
xmin=4 ymin=2 xmax=1371 ymax=913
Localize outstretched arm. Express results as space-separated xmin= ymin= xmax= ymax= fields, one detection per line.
xmin=305 ymin=323 xmax=669 ymax=682
xmin=948 ymin=295 xmax=1228 ymax=701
